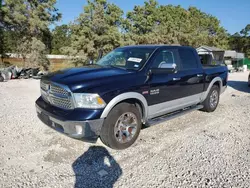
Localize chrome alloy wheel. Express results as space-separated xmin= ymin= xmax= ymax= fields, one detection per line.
xmin=114 ymin=112 xmax=138 ymax=144
xmin=210 ymin=90 xmax=219 ymax=108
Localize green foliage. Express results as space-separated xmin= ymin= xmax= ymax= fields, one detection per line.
xmin=0 ymin=0 xmax=60 ymax=67
xmin=229 ymin=24 xmax=250 ymax=58
xmin=2 ymin=0 xmax=61 ymax=36
xmin=3 ymin=0 xmax=249 ymax=68
xmin=2 ymin=30 xmax=19 ymax=53
xmin=64 ymin=0 xmax=229 ymax=66
xmin=41 ymin=28 xmax=53 ymax=54
xmin=0 ymin=0 xmax=5 ymax=61
xmin=16 ymin=37 xmax=31 ymax=64
xmin=63 ymin=0 xmax=124 ymax=65
xmin=51 ymin=25 xmax=71 ymax=54
xmin=29 ymin=37 xmax=50 ymax=70
xmin=126 ymin=1 xmax=228 ymax=49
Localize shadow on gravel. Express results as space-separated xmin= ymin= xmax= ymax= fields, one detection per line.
xmin=228 ymin=81 xmax=250 ymax=93
xmin=72 ymin=146 xmax=122 ymax=188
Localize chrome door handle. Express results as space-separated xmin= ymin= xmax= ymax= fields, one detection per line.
xmin=197 ymin=74 xmax=203 ymax=77
xmin=173 ymin=78 xmax=181 ymax=81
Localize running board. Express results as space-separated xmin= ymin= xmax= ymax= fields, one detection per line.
xmin=146 ymin=105 xmax=204 ymax=127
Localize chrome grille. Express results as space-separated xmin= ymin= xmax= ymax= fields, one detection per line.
xmin=50 ymin=84 xmax=69 ymax=96
xmin=50 ymin=95 xmax=73 ymax=109
xmin=40 ymin=81 xmax=74 ymax=110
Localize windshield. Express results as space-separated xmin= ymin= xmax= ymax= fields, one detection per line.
xmin=96 ymin=48 xmax=155 ymax=70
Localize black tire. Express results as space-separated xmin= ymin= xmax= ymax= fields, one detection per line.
xmin=100 ymin=102 xmax=142 ymax=150
xmin=248 ymin=76 xmax=250 ymax=87
xmin=201 ymin=85 xmax=220 ymax=112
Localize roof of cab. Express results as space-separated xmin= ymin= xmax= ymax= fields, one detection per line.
xmin=118 ymin=44 xmax=188 ymax=50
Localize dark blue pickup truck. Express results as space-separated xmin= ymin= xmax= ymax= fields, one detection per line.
xmin=36 ymin=45 xmax=228 ymax=149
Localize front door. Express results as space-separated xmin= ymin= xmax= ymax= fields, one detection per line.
xmin=147 ymin=47 xmax=204 ymax=119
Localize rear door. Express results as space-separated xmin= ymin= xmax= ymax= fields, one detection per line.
xmin=177 ymin=48 xmax=204 ymax=99
xmin=147 ymin=47 xmax=204 ymax=119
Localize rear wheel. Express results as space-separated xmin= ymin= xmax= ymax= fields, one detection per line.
xmin=100 ymin=102 xmax=142 ymax=150
xmin=248 ymin=76 xmax=250 ymax=87
xmin=201 ymin=85 xmax=220 ymax=112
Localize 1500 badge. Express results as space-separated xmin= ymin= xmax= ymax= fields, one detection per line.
xmin=150 ymin=89 xmax=160 ymax=95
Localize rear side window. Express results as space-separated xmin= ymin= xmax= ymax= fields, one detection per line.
xmin=179 ymin=49 xmax=198 ymax=70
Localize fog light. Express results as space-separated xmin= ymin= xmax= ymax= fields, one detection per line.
xmin=75 ymin=125 xmax=83 ymax=134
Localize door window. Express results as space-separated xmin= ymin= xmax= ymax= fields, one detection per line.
xmin=151 ymin=49 xmax=178 ymax=69
xmin=179 ymin=48 xmax=198 ymax=70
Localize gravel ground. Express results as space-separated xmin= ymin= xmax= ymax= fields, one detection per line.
xmin=1 ymin=72 xmax=250 ymax=188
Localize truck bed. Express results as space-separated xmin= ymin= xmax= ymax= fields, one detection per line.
xmin=203 ymin=64 xmax=228 ymax=75
xmin=202 ymin=64 xmax=226 ymax=69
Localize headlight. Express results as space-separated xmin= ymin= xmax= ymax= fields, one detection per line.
xmin=73 ymin=93 xmax=106 ymax=109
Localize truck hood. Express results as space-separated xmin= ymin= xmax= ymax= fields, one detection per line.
xmin=43 ymin=65 xmax=136 ymax=91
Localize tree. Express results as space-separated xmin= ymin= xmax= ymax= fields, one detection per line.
xmin=16 ymin=37 xmax=31 ymax=66
xmin=2 ymin=0 xmax=61 ymax=37
xmin=0 ymin=0 xmax=5 ymax=62
xmin=229 ymin=24 xmax=250 ymax=58
xmin=51 ymin=25 xmax=71 ymax=54
xmin=125 ymin=1 xmax=228 ymax=49
xmin=64 ymin=0 xmax=124 ymax=65
xmin=41 ymin=28 xmax=53 ymax=54
xmin=29 ymin=37 xmax=50 ymax=70
xmin=1 ymin=0 xmax=61 ymax=66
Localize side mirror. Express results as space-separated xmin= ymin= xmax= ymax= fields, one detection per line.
xmin=150 ymin=63 xmax=177 ymax=74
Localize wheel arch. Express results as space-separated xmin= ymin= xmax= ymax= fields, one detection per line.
xmin=213 ymin=81 xmax=221 ymax=92
xmin=201 ymin=77 xmax=223 ymax=102
xmin=100 ymin=92 xmax=148 ymax=122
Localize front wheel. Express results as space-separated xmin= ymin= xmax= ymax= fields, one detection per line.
xmin=201 ymin=85 xmax=220 ymax=112
xmin=100 ymin=102 xmax=142 ymax=150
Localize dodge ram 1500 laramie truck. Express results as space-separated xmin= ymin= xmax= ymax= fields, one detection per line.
xmin=36 ymin=45 xmax=228 ymax=149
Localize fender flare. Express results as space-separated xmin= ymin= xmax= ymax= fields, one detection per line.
xmin=100 ymin=92 xmax=148 ymax=122
xmin=201 ymin=77 xmax=223 ymax=102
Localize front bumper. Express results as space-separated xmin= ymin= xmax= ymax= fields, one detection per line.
xmin=36 ymin=104 xmax=104 ymax=143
